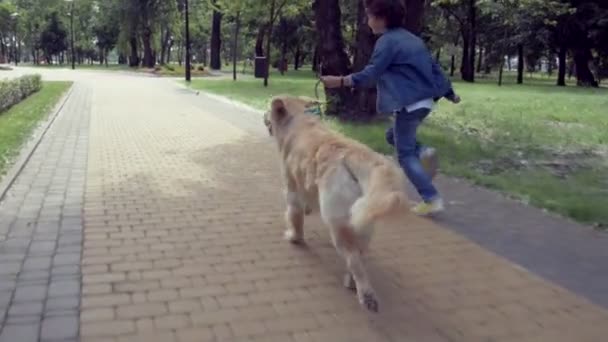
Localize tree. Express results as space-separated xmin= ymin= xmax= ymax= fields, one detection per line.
xmin=404 ymin=0 xmax=427 ymax=34
xmin=351 ymin=0 xmax=377 ymax=120
xmin=552 ymin=0 xmax=607 ymax=87
xmin=434 ymin=0 xmax=478 ymax=82
xmin=0 ymin=2 xmax=15 ymax=63
xmin=313 ymin=0 xmax=352 ymax=118
xmin=210 ymin=1 xmax=222 ymax=70
xmin=39 ymin=12 xmax=67 ymax=64
xmin=93 ymin=0 xmax=120 ymax=66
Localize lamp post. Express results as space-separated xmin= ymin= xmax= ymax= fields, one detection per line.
xmin=184 ymin=0 xmax=191 ymax=82
xmin=65 ymin=0 xmax=75 ymax=70
xmin=10 ymin=12 xmax=19 ymax=66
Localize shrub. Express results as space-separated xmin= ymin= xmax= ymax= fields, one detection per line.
xmin=0 ymin=74 xmax=42 ymax=113
xmin=197 ymin=65 xmax=205 ymax=71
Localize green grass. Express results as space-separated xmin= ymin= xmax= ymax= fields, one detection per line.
xmin=0 ymin=81 xmax=72 ymax=176
xmin=188 ymin=69 xmax=608 ymax=227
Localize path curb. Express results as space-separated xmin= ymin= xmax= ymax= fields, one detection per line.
xmin=0 ymin=82 xmax=75 ymax=203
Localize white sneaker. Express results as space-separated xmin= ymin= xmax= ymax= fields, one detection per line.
xmin=412 ymin=198 xmax=445 ymax=216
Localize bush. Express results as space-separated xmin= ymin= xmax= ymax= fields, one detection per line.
xmin=197 ymin=65 xmax=205 ymax=71
xmin=0 ymin=74 xmax=42 ymax=113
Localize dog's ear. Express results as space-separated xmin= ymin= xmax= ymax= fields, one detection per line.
xmin=271 ymin=98 xmax=288 ymax=121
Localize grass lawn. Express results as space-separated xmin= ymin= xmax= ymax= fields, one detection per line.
xmin=0 ymin=81 xmax=72 ymax=177
xmin=188 ymin=70 xmax=608 ymax=227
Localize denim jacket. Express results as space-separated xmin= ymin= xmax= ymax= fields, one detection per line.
xmin=349 ymin=28 xmax=452 ymax=115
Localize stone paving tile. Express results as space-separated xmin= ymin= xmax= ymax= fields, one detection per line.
xmin=78 ymin=77 xmax=608 ymax=342
xmin=0 ymin=84 xmax=90 ymax=340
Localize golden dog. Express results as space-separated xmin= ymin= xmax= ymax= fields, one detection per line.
xmin=263 ymin=95 xmax=410 ymax=312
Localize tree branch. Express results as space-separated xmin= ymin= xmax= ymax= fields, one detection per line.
xmin=272 ymin=0 xmax=289 ymax=23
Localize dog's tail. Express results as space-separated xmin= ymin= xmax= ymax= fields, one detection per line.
xmin=349 ymin=161 xmax=409 ymax=235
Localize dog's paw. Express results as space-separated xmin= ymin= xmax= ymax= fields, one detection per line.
xmin=343 ymin=273 xmax=356 ymax=291
xmin=358 ymin=289 xmax=379 ymax=313
xmin=283 ymin=229 xmax=303 ymax=244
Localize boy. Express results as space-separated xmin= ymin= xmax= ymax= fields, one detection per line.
xmin=321 ymin=0 xmax=458 ymax=216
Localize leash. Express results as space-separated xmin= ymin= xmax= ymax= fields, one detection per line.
xmin=306 ymin=61 xmax=326 ymax=117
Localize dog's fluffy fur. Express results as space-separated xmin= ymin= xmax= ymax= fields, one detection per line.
xmin=264 ymin=95 xmax=410 ymax=312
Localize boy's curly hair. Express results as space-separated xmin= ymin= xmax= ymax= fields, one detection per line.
xmin=364 ymin=0 xmax=406 ymax=29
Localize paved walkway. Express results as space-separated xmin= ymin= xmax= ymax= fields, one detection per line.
xmin=0 ymin=68 xmax=607 ymax=341
xmin=0 ymin=83 xmax=90 ymax=342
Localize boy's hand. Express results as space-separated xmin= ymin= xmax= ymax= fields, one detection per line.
xmin=320 ymin=76 xmax=343 ymax=88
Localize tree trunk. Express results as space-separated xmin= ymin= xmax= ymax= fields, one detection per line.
xmin=201 ymin=41 xmax=207 ymax=66
xmin=0 ymin=37 xmax=5 ymax=62
xmin=210 ymin=8 xmax=222 ymax=70
xmin=517 ymin=43 xmax=524 ymax=84
xmin=351 ymin=0 xmax=377 ymax=121
xmin=160 ymin=28 xmax=171 ymax=65
xmin=450 ymin=54 xmax=455 ymax=76
xmin=99 ymin=47 xmax=104 ymax=65
xmin=435 ymin=48 xmax=441 ymax=62
xmin=557 ymin=45 xmax=566 ymax=86
xmin=142 ymin=27 xmax=155 ymax=68
xmin=279 ymin=22 xmax=288 ymax=75
xmin=573 ymin=48 xmax=598 ymax=87
xmin=476 ymin=46 xmax=483 ymax=73
xmin=233 ymin=11 xmax=241 ymax=81
xmin=403 ymin=0 xmax=425 ymax=35
xmin=460 ymin=29 xmax=473 ymax=81
xmin=129 ymin=36 xmax=139 ymax=67
xmin=177 ymin=40 xmax=183 ymax=66
xmin=294 ymin=46 xmax=301 ymax=70
xmin=105 ymin=48 xmax=109 ymax=67
xmin=313 ymin=0 xmax=353 ymax=118
xmin=167 ymin=39 xmax=173 ymax=64
xmin=263 ymin=0 xmax=278 ymax=87
xmin=498 ymin=57 xmax=504 ymax=86
xmin=483 ymin=45 xmax=491 ymax=74
xmin=312 ymin=44 xmax=319 ymax=72
xmin=466 ymin=0 xmax=476 ymax=82
xmin=255 ymin=24 xmax=267 ymax=57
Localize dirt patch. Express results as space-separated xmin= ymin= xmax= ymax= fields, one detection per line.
xmin=472 ymin=148 xmax=605 ymax=179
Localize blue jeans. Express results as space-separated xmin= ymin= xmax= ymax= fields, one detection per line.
xmin=386 ymin=108 xmax=439 ymax=202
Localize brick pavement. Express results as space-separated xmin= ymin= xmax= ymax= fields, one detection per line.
xmin=188 ymin=88 xmax=608 ymax=310
xmin=1 ymin=71 xmax=607 ymax=342
xmin=79 ymin=77 xmax=608 ymax=342
xmin=0 ymin=83 xmax=90 ymax=342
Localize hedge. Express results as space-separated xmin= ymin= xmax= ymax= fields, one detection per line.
xmin=0 ymin=74 xmax=43 ymax=113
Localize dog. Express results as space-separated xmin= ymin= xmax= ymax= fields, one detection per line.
xmin=263 ymin=95 xmax=410 ymax=312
